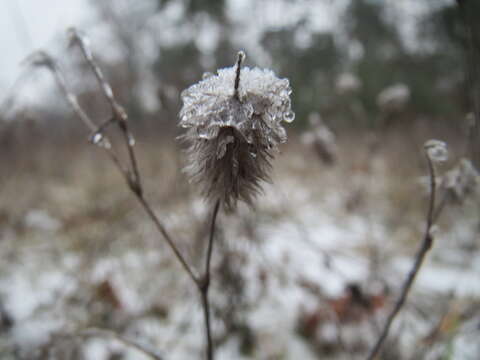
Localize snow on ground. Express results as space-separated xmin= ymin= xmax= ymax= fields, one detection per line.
xmin=0 ymin=162 xmax=479 ymax=359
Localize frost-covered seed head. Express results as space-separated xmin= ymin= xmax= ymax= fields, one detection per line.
xmin=424 ymin=139 xmax=448 ymax=163
xmin=178 ymin=51 xmax=294 ymax=209
xmin=442 ymin=158 xmax=479 ymax=203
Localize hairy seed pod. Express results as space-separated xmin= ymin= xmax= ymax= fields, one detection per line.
xmin=178 ymin=51 xmax=294 ymax=209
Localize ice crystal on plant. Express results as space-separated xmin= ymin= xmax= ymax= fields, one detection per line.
xmin=179 ymin=51 xmax=294 ymax=209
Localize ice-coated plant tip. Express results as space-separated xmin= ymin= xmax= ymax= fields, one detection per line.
xmin=179 ymin=51 xmax=294 ymax=209
xmin=424 ymin=139 xmax=448 ymax=163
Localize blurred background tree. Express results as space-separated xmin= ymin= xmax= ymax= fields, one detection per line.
xmin=3 ymin=0 xmax=480 ymax=140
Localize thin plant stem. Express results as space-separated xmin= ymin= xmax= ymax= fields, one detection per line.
xmin=70 ymin=30 xmax=197 ymax=282
xmin=204 ymin=200 xmax=221 ymax=282
xmin=200 ymin=292 xmax=213 ymax=360
xmin=135 ymin=194 xmax=199 ymax=284
xmin=199 ymin=199 xmax=221 ymax=360
xmin=25 ymin=52 xmax=129 ymax=177
xmin=31 ymin=50 xmax=198 ymax=285
xmin=30 ymin=29 xmax=224 ymax=359
xmin=366 ymin=152 xmax=438 ymax=360
xmin=68 ymin=28 xmax=142 ymax=191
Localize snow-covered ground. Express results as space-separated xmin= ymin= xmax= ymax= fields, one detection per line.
xmin=1 ymin=145 xmax=478 ymax=359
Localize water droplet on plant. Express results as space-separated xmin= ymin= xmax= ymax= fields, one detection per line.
xmin=91 ymin=132 xmax=112 ymax=149
xmin=128 ymin=134 xmax=136 ymax=146
xmin=92 ymin=132 xmax=103 ymax=144
xmin=284 ymin=111 xmax=295 ymax=123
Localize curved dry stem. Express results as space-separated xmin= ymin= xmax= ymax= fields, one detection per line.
xmin=199 ymin=199 xmax=221 ymax=360
xmin=68 ymin=28 xmax=142 ymax=193
xmin=366 ymin=153 xmax=437 ymax=360
xmin=29 ymin=36 xmax=200 ymax=291
xmin=30 ymin=29 xmax=226 ymax=360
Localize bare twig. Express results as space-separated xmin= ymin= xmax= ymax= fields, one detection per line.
xmin=366 ymin=151 xmax=438 ymax=360
xmin=68 ymin=28 xmax=142 ymax=193
xmin=25 ymin=51 xmax=129 ymax=178
xmin=199 ymin=199 xmax=221 ymax=360
xmin=135 ymin=194 xmax=198 ymax=283
xmin=60 ymin=30 xmax=198 ymax=284
xmin=30 ymin=28 xmax=223 ymax=359
xmin=204 ymin=200 xmax=221 ymax=284
xmin=80 ymin=327 xmax=164 ymax=360
xmin=25 ymin=51 xmax=96 ymax=132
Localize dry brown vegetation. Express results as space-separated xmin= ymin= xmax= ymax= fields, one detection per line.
xmin=1 ymin=116 xmax=479 ymax=359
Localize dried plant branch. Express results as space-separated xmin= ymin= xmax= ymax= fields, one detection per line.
xmin=204 ymin=200 xmax=221 ymax=283
xmin=68 ymin=28 xmax=142 ymax=193
xmin=80 ymin=327 xmax=164 ymax=360
xmin=73 ymin=30 xmax=201 ymax=284
xmin=135 ymin=195 xmax=199 ymax=283
xmin=366 ymin=150 xmax=438 ymax=360
xmin=29 ymin=49 xmax=198 ymax=285
xmin=24 ymin=51 xmax=129 ymax=178
xmin=28 ymin=28 xmax=229 ymax=360
xmin=25 ymin=51 xmax=97 ymax=132
xmin=199 ymin=199 xmax=221 ymax=360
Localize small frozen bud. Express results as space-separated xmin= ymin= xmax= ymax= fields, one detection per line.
xmin=424 ymin=139 xmax=448 ymax=163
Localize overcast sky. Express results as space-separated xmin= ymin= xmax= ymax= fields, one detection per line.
xmin=0 ymin=0 xmax=452 ymax=107
xmin=0 ymin=0 xmax=92 ymax=91
xmin=0 ymin=0 xmax=336 ymax=103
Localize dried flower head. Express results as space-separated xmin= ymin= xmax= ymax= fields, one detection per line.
xmin=441 ymin=158 xmax=479 ymax=204
xmin=179 ymin=51 xmax=294 ymax=209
